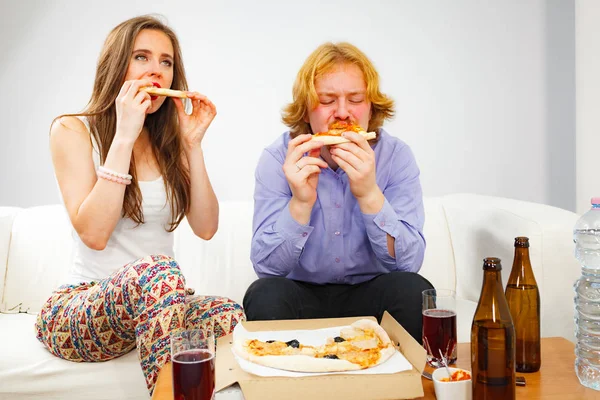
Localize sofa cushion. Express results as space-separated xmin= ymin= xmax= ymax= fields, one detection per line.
xmin=0 ymin=313 xmax=147 ymax=399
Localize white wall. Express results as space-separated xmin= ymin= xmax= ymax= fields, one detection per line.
xmin=0 ymin=0 xmax=575 ymax=211
xmin=576 ymin=0 xmax=600 ymax=214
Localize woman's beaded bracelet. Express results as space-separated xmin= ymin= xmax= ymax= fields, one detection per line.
xmin=98 ymin=165 xmax=133 ymax=181
xmin=97 ymin=169 xmax=131 ymax=185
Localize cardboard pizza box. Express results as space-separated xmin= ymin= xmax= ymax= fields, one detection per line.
xmin=215 ymin=311 xmax=426 ymax=400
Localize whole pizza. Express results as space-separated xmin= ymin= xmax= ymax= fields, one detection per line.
xmin=233 ymin=319 xmax=396 ymax=373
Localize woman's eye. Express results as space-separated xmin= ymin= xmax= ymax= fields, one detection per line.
xmin=349 ymin=98 xmax=364 ymax=104
xmin=161 ymin=60 xmax=173 ymax=67
xmin=134 ymin=54 xmax=147 ymax=61
xmin=320 ymin=100 xmax=334 ymax=105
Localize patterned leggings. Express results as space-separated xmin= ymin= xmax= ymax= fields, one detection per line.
xmin=35 ymin=254 xmax=245 ymax=394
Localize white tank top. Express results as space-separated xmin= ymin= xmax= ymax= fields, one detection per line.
xmin=66 ymin=118 xmax=174 ymax=284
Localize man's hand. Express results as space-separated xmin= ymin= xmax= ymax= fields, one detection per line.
xmin=283 ymin=134 xmax=328 ymax=223
xmin=330 ymin=131 xmax=385 ymax=214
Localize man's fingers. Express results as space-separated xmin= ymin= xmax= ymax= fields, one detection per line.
xmin=331 ymin=153 xmax=354 ymax=176
xmin=341 ymin=131 xmax=372 ymax=152
xmin=331 ymin=147 xmax=362 ymax=171
xmin=332 ymin=142 xmax=369 ymax=161
xmin=298 ymin=165 xmax=322 ymax=178
xmin=290 ymin=140 xmax=324 ymax=161
xmin=287 ymin=134 xmax=313 ymax=155
xmin=296 ymin=156 xmax=328 ymax=170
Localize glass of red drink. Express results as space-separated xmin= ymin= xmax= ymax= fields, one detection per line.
xmin=422 ymin=289 xmax=457 ymax=367
xmin=171 ymin=329 xmax=215 ymax=400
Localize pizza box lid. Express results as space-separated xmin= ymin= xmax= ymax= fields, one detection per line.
xmin=215 ymin=311 xmax=426 ymax=400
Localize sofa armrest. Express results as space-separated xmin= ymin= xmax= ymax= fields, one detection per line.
xmin=0 ymin=207 xmax=22 ymax=309
xmin=442 ymin=194 xmax=579 ymax=342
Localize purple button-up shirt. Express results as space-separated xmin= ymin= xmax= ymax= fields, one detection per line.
xmin=250 ymin=129 xmax=425 ymax=285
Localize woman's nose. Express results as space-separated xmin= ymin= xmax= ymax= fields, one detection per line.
xmin=147 ymin=61 xmax=163 ymax=78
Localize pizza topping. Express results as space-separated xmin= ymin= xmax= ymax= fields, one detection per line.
xmin=340 ymin=327 xmax=363 ymax=340
xmin=314 ymin=121 xmax=365 ymax=137
xmin=323 ymin=354 xmax=339 ymax=359
xmin=246 ymin=339 xmax=316 ymax=356
xmin=333 ymin=336 xmax=345 ymax=343
xmin=351 ymin=337 xmax=379 ymax=350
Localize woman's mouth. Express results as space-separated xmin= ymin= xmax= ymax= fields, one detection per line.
xmin=150 ymin=82 xmax=160 ymax=100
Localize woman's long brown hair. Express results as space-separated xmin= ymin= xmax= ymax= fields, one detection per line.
xmin=56 ymin=15 xmax=190 ymax=231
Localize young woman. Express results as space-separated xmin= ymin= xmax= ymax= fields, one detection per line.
xmin=35 ymin=15 xmax=244 ymax=393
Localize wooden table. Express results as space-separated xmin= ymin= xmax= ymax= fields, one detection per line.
xmin=153 ymin=337 xmax=600 ymax=400
xmin=421 ymin=337 xmax=600 ymax=400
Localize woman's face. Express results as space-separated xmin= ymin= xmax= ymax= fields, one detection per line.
xmin=124 ymin=29 xmax=175 ymax=114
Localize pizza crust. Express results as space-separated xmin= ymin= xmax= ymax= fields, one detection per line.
xmin=140 ymin=87 xmax=188 ymax=98
xmin=310 ymin=131 xmax=376 ymax=145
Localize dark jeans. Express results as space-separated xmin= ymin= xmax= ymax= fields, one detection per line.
xmin=243 ymin=271 xmax=434 ymax=344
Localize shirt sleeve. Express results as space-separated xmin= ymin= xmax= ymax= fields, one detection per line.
xmin=250 ymin=148 xmax=313 ymax=278
xmin=361 ymin=144 xmax=426 ymax=272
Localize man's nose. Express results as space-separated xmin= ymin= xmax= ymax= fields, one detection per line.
xmin=334 ymin=101 xmax=350 ymax=120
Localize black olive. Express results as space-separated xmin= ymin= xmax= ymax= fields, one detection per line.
xmin=323 ymin=354 xmax=339 ymax=359
xmin=333 ymin=336 xmax=345 ymax=342
xmin=286 ymin=339 xmax=300 ymax=348
xmin=266 ymin=340 xmax=276 ymax=343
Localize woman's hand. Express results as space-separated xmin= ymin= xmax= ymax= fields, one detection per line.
xmin=114 ymin=79 xmax=154 ymax=143
xmin=172 ymin=92 xmax=217 ymax=151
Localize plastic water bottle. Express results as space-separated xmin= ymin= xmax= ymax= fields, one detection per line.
xmin=573 ymin=197 xmax=600 ymax=390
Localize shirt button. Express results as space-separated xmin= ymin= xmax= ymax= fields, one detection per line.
xmin=335 ymin=203 xmax=341 ymax=208
xmin=334 ymin=231 xmax=341 ymax=236
xmin=380 ymin=221 xmax=385 ymax=227
xmin=302 ymin=232 xmax=308 ymax=237
xmin=335 ymin=257 xmax=340 ymax=263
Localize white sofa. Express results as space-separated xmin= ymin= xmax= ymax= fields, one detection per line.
xmin=0 ymin=193 xmax=581 ymax=399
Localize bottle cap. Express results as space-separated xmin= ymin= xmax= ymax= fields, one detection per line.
xmin=483 ymin=257 xmax=502 ymax=271
xmin=514 ymin=236 xmax=530 ymax=248
xmin=592 ymin=197 xmax=600 ymax=206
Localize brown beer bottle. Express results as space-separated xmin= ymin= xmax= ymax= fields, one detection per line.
xmin=471 ymin=257 xmax=516 ymax=400
xmin=505 ymin=237 xmax=541 ymax=372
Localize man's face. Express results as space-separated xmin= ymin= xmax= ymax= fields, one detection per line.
xmin=305 ymin=62 xmax=372 ymax=134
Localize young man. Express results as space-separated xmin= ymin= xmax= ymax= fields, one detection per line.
xmin=244 ymin=42 xmax=432 ymax=342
